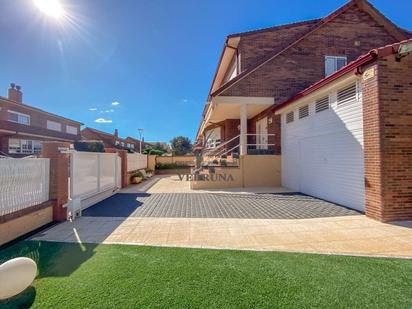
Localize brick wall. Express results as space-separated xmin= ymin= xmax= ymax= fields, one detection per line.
xmin=362 ymin=54 xmax=412 ymax=221
xmin=222 ymin=6 xmax=399 ymax=101
xmin=0 ymin=98 xmax=81 ymax=137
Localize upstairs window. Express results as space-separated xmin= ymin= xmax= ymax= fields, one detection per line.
xmin=337 ymin=83 xmax=357 ymax=105
xmin=286 ymin=111 xmax=294 ymax=124
xmin=8 ymin=110 xmax=30 ymax=125
xmin=325 ymin=56 xmax=347 ymax=76
xmin=299 ymin=105 xmax=309 ymax=119
xmin=47 ymin=120 xmax=62 ymax=131
xmin=315 ymin=96 xmax=329 ymax=113
xmin=66 ymin=125 xmax=78 ymax=135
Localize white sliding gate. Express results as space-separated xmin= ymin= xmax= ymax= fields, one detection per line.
xmin=69 ymin=152 xmax=121 ymax=216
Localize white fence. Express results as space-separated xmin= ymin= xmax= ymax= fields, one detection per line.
xmin=0 ymin=158 xmax=50 ymax=216
xmin=69 ymin=152 xmax=120 ymax=214
xmin=127 ymin=153 xmax=147 ymax=172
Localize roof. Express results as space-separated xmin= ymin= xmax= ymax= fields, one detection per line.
xmin=0 ymin=96 xmax=83 ymax=125
xmin=82 ymin=127 xmax=127 ymax=142
xmin=209 ymin=0 xmax=410 ymax=98
xmin=274 ymin=39 xmax=412 ymax=113
xmin=226 ymin=19 xmax=321 ymax=39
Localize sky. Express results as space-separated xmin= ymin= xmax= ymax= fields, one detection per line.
xmin=0 ymin=0 xmax=411 ymax=143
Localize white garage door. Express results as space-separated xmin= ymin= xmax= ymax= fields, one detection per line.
xmin=281 ymin=81 xmax=365 ymax=211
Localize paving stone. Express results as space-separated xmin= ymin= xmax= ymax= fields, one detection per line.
xmin=82 ymin=192 xmax=360 ymax=219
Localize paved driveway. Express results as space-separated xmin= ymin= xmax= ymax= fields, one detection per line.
xmin=82 ymin=192 xmax=360 ymax=219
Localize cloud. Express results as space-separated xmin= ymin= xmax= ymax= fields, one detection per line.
xmin=111 ymin=101 xmax=120 ymax=106
xmin=182 ymin=99 xmax=189 ymax=103
xmin=89 ymin=108 xmax=97 ymax=111
xmin=94 ymin=118 xmax=113 ymax=123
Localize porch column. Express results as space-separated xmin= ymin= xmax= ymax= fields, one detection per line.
xmin=240 ymin=104 xmax=247 ymax=155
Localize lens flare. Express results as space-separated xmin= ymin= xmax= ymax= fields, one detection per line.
xmin=33 ymin=0 xmax=65 ymax=19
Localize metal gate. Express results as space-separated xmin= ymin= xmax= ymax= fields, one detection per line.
xmin=68 ymin=152 xmax=121 ymax=217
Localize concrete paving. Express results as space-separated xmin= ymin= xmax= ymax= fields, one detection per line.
xmin=31 ymin=176 xmax=412 ymax=258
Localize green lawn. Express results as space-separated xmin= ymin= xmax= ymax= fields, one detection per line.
xmin=0 ymin=241 xmax=411 ymax=308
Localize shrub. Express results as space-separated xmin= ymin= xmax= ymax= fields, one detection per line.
xmin=155 ymin=163 xmax=189 ymax=170
xmin=74 ymin=141 xmax=105 ymax=153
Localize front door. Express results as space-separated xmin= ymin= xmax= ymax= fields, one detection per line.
xmin=256 ymin=117 xmax=268 ymax=150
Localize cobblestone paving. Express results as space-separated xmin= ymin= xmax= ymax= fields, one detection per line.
xmin=83 ymin=192 xmax=360 ymax=219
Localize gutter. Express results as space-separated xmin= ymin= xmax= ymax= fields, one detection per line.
xmin=273 ymin=51 xmax=377 ymax=113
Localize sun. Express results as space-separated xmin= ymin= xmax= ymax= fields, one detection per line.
xmin=33 ymin=0 xmax=65 ymax=19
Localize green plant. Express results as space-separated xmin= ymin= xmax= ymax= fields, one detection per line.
xmin=130 ymin=171 xmax=144 ymax=179
xmin=74 ymin=141 xmax=105 ymax=153
xmin=220 ymin=159 xmax=227 ymax=166
xmin=155 ymin=162 xmax=188 ymax=170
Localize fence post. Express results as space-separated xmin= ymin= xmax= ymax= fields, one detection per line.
xmin=41 ymin=141 xmax=70 ymax=222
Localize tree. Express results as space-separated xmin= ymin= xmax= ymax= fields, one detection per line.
xmin=170 ymin=136 xmax=193 ymax=155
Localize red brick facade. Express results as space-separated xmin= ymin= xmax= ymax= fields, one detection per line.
xmin=203 ymin=1 xmax=409 ymax=154
xmin=362 ymin=53 xmax=412 ymax=221
xmin=0 ymin=86 xmax=81 ymax=157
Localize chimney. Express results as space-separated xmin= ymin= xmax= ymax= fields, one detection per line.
xmin=114 ymin=129 xmax=118 ymax=137
xmin=8 ymin=83 xmax=23 ymax=103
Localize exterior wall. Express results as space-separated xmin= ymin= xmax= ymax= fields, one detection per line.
xmin=0 ymin=204 xmax=53 ymax=245
xmin=156 ymin=156 xmax=195 ymax=166
xmin=222 ymin=6 xmax=399 ymax=101
xmin=0 ymin=98 xmax=81 ymax=156
xmin=238 ymin=20 xmax=319 ymax=72
xmin=147 ymin=155 xmax=156 ymax=171
xmin=362 ymin=54 xmax=412 ymax=221
xmin=280 ymin=76 xmax=365 ymax=211
xmin=191 ymin=155 xmax=281 ymax=189
xmin=217 ymin=5 xmax=399 ymax=157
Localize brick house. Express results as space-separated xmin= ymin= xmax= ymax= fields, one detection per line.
xmin=274 ymin=40 xmax=412 ymax=222
xmin=124 ymin=136 xmax=144 ymax=153
xmin=195 ymin=0 xmax=412 ymax=221
xmin=196 ymin=0 xmax=410 ymax=156
xmin=81 ymin=127 xmax=128 ymax=150
xmin=0 ymin=84 xmax=82 ymax=157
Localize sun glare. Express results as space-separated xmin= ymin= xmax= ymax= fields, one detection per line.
xmin=33 ymin=0 xmax=65 ymax=19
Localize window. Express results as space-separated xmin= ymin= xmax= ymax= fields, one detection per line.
xmin=47 ymin=120 xmax=62 ymax=131
xmin=8 ymin=110 xmax=30 ymax=125
xmin=337 ymin=83 xmax=357 ymax=105
xmin=8 ymin=138 xmax=42 ymax=154
xmin=299 ymin=105 xmax=309 ymax=119
xmin=121 ymin=142 xmax=125 ymax=147
xmin=115 ymin=140 xmax=120 ymax=145
xmin=315 ymin=96 xmax=329 ymax=113
xmin=130 ymin=144 xmax=135 ymax=149
xmin=66 ymin=125 xmax=78 ymax=135
xmin=325 ymin=56 xmax=347 ymax=76
xmin=286 ymin=111 xmax=294 ymax=123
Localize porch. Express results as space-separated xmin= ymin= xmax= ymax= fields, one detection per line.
xmin=199 ymin=96 xmax=279 ymax=157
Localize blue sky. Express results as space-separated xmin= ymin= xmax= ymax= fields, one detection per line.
xmin=0 ymin=0 xmax=411 ymax=142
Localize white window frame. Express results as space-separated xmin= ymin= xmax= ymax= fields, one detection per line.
xmin=8 ymin=110 xmax=31 ymax=125
xmin=8 ymin=138 xmax=42 ymax=154
xmin=66 ymin=125 xmax=78 ymax=135
xmin=325 ymin=56 xmax=347 ymax=76
xmin=47 ymin=120 xmax=62 ymax=132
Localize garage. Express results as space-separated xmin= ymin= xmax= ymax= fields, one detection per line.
xmin=278 ymin=78 xmax=365 ymax=212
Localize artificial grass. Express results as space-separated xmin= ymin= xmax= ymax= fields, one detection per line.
xmin=0 ymin=241 xmax=411 ymax=308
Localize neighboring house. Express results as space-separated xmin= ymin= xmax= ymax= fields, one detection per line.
xmin=194 ymin=0 xmax=412 ymax=222
xmin=81 ymin=127 xmax=130 ymax=151
xmin=145 ymin=141 xmax=171 ymax=153
xmin=196 ymin=0 xmax=410 ymax=156
xmin=0 ymin=83 xmax=82 ymax=157
xmin=124 ymin=136 xmax=144 ymax=153
xmin=274 ymin=39 xmax=412 ymax=222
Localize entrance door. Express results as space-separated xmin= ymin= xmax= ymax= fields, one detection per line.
xmin=256 ymin=117 xmax=268 ymax=149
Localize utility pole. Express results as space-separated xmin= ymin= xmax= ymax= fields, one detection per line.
xmin=138 ymin=128 xmax=144 ymax=153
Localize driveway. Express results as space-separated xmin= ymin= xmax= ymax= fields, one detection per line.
xmin=32 ymin=176 xmax=412 ymax=258
xmin=82 ymin=192 xmax=360 ymax=219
